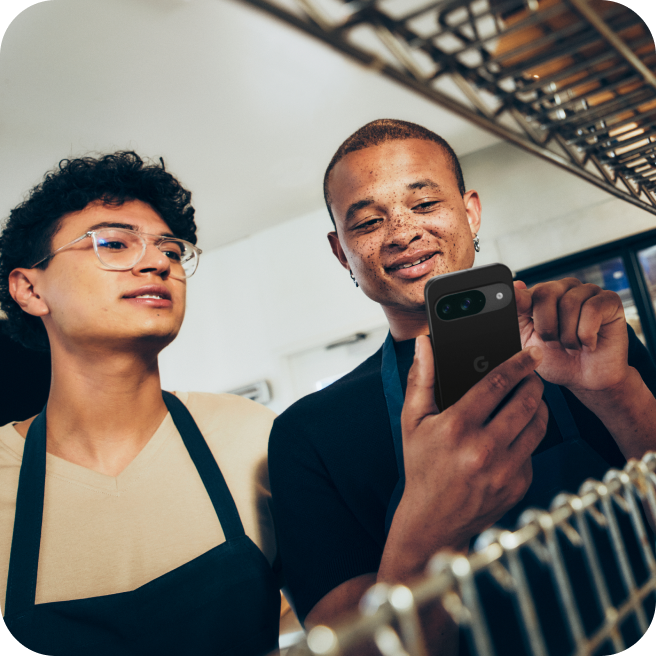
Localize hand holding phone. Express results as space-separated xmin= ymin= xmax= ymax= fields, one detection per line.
xmin=384 ymin=337 xmax=547 ymax=575
xmin=381 ymin=264 xmax=547 ymax=577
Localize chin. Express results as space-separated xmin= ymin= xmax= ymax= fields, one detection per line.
xmin=138 ymin=316 xmax=182 ymax=336
xmin=136 ymin=329 xmax=179 ymax=345
xmin=402 ymin=299 xmax=427 ymax=314
xmin=120 ymin=323 xmax=180 ymax=350
xmin=383 ymin=292 xmax=427 ymax=314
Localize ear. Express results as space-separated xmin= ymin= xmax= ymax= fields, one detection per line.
xmin=8 ymin=268 xmax=50 ymax=317
xmin=463 ymin=190 xmax=482 ymax=236
xmin=327 ymin=231 xmax=351 ymax=272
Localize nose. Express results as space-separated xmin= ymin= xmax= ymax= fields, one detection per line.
xmin=133 ymin=242 xmax=171 ymax=277
xmin=385 ymin=211 xmax=422 ymax=250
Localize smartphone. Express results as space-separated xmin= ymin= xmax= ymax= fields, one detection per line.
xmin=424 ymin=263 xmax=522 ymax=412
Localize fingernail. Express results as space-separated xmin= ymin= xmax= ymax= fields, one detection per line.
xmin=529 ymin=346 xmax=542 ymax=361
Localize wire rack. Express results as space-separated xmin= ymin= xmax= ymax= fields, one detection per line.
xmin=278 ymin=451 xmax=656 ymax=656
xmin=241 ymin=0 xmax=656 ymax=215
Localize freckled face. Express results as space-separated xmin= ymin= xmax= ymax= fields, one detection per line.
xmin=327 ymin=139 xmax=481 ymax=313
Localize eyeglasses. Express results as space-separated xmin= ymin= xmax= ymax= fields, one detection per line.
xmin=31 ymin=228 xmax=202 ymax=278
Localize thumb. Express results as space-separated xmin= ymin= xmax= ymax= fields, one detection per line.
xmin=401 ymin=335 xmax=440 ymax=433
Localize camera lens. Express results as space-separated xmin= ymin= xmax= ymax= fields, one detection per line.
xmin=442 ymin=304 xmax=451 ymax=314
xmin=461 ymin=298 xmax=471 ymax=310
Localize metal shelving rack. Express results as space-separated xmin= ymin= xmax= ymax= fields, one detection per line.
xmin=241 ymin=0 xmax=656 ymax=215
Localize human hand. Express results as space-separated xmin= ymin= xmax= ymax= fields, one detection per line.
xmin=381 ymin=337 xmax=547 ymax=579
xmin=514 ymin=278 xmax=629 ymax=393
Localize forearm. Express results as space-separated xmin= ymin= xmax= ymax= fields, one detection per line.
xmin=306 ymin=575 xmax=405 ymax=656
xmin=378 ymin=523 xmax=460 ymax=656
xmin=307 ymin=576 xmax=458 ymax=656
xmin=305 ymin=510 xmax=462 ymax=655
xmin=571 ymin=366 xmax=656 ymax=461
xmin=370 ymin=497 xmax=464 ymax=656
xmin=378 ymin=493 xmax=471 ymax=584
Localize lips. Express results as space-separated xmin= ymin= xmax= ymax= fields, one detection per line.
xmin=385 ymin=251 xmax=439 ymax=279
xmin=123 ymin=285 xmax=171 ymax=300
xmin=387 ymin=252 xmax=437 ymax=272
xmin=123 ymin=285 xmax=172 ymax=307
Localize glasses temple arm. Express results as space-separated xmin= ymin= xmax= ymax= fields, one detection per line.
xmin=30 ymin=232 xmax=93 ymax=268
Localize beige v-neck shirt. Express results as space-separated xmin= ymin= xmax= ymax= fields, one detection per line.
xmin=0 ymin=391 xmax=276 ymax=614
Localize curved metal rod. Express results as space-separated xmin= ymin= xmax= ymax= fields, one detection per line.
xmin=285 ymin=450 xmax=656 ymax=656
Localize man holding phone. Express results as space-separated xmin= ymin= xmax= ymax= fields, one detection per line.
xmin=268 ymin=119 xmax=656 ymax=651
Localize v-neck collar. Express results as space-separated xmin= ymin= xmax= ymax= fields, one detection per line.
xmin=3 ymin=410 xmax=177 ymax=495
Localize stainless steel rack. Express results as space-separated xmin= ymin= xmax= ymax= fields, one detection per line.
xmin=282 ymin=451 xmax=656 ymax=656
xmin=241 ymin=0 xmax=656 ymax=215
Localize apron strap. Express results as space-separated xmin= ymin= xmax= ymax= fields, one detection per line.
xmin=163 ymin=392 xmax=245 ymax=539
xmin=381 ymin=333 xmax=405 ymax=480
xmin=5 ymin=407 xmax=47 ymax=617
xmin=381 ymin=332 xmax=407 ymax=535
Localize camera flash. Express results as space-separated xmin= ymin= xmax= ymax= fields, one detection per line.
xmin=496 ymin=292 xmax=503 ymax=300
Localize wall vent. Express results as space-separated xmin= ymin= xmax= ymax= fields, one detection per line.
xmin=226 ymin=380 xmax=272 ymax=404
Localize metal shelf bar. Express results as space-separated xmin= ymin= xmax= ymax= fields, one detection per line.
xmin=495 ymin=13 xmax=640 ymax=82
xmin=568 ymin=0 xmax=656 ymax=89
xmin=239 ymin=0 xmax=656 ymax=216
xmin=516 ymin=33 xmax=653 ymax=96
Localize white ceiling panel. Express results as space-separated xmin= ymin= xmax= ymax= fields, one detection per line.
xmin=0 ymin=0 xmax=500 ymax=250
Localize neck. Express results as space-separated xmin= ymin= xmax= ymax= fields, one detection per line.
xmin=21 ymin=342 xmax=168 ymax=477
xmin=383 ymin=305 xmax=430 ymax=341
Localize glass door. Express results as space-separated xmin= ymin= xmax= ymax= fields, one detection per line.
xmin=637 ymin=245 xmax=656 ymax=330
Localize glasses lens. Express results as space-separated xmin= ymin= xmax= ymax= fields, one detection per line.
xmin=158 ymin=239 xmax=198 ymax=278
xmin=94 ymin=229 xmax=143 ymax=269
xmin=94 ymin=229 xmax=198 ymax=277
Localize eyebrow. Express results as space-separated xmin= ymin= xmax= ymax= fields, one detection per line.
xmin=343 ymin=179 xmax=443 ymax=224
xmin=345 ymin=198 xmax=375 ymax=224
xmin=88 ymin=222 xmax=136 ymax=231
xmin=87 ymin=222 xmax=177 ymax=238
xmin=407 ymin=179 xmax=441 ymax=191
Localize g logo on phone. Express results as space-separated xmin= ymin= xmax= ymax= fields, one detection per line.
xmin=473 ymin=356 xmax=489 ymax=373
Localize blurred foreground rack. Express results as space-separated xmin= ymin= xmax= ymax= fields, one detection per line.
xmin=242 ymin=0 xmax=656 ymax=215
xmin=279 ymin=450 xmax=656 ymax=656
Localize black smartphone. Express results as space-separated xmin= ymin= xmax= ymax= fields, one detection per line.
xmin=424 ymin=263 xmax=522 ymax=412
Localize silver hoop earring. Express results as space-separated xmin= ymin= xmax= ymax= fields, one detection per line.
xmin=473 ymin=234 xmax=480 ymax=253
xmin=349 ymin=270 xmax=359 ymax=288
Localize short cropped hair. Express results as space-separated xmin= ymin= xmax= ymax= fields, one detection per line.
xmin=323 ymin=119 xmax=466 ymax=226
xmin=0 ymin=151 xmax=197 ymax=351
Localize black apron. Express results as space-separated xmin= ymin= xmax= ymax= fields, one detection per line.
xmin=3 ymin=391 xmax=280 ymax=656
xmin=380 ymin=332 xmax=654 ymax=655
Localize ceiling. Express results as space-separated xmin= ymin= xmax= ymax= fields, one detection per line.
xmin=0 ymin=0 xmax=501 ymax=251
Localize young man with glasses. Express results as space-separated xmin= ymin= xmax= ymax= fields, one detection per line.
xmin=268 ymin=119 xmax=656 ymax=654
xmin=0 ymin=152 xmax=280 ymax=655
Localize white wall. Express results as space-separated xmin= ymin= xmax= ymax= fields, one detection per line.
xmin=462 ymin=142 xmax=656 ymax=272
xmin=160 ymin=142 xmax=656 ymax=411
xmin=159 ymin=209 xmax=387 ymax=413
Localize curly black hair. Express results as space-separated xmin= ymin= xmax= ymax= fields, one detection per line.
xmin=0 ymin=151 xmax=197 ymax=351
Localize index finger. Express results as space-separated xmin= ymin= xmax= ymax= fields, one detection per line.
xmin=514 ymin=280 xmax=532 ymax=316
xmin=456 ymin=346 xmax=543 ymax=426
